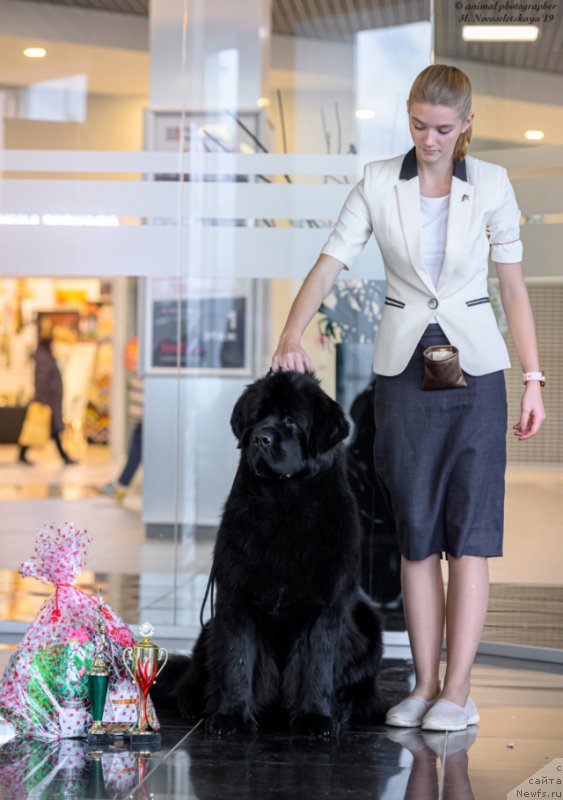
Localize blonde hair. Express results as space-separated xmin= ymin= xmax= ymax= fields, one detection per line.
xmin=408 ymin=64 xmax=473 ymax=161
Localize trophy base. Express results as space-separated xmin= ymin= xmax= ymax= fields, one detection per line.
xmin=130 ymin=730 xmax=162 ymax=750
xmin=87 ymin=723 xmax=134 ymax=747
xmin=87 ymin=732 xmax=111 ymax=746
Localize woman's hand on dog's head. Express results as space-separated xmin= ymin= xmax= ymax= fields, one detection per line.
xmin=271 ymin=339 xmax=313 ymax=374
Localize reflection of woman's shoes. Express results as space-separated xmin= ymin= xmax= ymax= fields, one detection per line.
xmin=114 ymin=485 xmax=127 ymax=501
xmin=422 ymin=727 xmax=479 ymax=758
xmin=421 ymin=696 xmax=480 ymax=732
xmin=63 ymin=457 xmax=79 ymax=466
xmin=386 ymin=728 xmax=429 ymax=754
xmin=385 ymin=689 xmax=441 ymax=727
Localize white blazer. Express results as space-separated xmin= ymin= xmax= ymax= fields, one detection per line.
xmin=321 ymin=147 xmax=523 ymax=376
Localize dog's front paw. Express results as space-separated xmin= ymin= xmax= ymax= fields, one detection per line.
xmin=177 ymin=696 xmax=201 ymax=723
xmin=205 ymin=712 xmax=257 ymax=736
xmin=291 ymin=712 xmax=338 ymax=738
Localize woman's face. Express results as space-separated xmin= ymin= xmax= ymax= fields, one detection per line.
xmin=408 ymin=101 xmax=473 ymax=165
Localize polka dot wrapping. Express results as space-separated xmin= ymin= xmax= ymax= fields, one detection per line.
xmin=18 ymin=522 xmax=91 ymax=586
xmin=0 ymin=522 xmax=160 ymax=740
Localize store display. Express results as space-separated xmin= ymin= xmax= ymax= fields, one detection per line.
xmin=0 ymin=278 xmax=114 ymax=443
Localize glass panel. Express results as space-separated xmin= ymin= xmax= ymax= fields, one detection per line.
xmin=163 ymin=0 xmax=433 ymax=640
xmin=2 ymin=0 xmax=556 ymax=654
xmin=0 ymin=5 xmax=152 ymax=628
xmin=433 ymin=1 xmax=563 ymax=648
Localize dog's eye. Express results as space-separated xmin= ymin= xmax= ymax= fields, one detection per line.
xmin=283 ymin=416 xmax=297 ymax=428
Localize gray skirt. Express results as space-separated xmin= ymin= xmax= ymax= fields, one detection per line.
xmin=373 ymin=324 xmax=507 ymax=561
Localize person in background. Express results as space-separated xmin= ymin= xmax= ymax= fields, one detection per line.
xmin=18 ymin=336 xmax=78 ymax=466
xmin=102 ymin=336 xmax=143 ymax=500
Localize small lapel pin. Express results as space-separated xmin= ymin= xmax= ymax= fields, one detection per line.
xmin=462 ymin=194 xmax=470 ymax=202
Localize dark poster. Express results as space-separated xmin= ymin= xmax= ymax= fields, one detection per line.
xmin=152 ymin=296 xmax=246 ymax=370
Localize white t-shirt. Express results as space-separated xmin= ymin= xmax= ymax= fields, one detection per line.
xmin=420 ymin=194 xmax=449 ymax=322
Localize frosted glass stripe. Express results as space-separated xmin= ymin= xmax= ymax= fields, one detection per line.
xmin=0 ymin=226 xmax=385 ymax=279
xmin=2 ymin=146 xmax=563 ymax=175
xmin=1 ymin=177 xmax=560 ymax=217
xmin=0 ymin=180 xmax=354 ymax=218
xmin=0 ymin=223 xmax=561 ymax=279
xmin=0 ymin=150 xmax=374 ymax=176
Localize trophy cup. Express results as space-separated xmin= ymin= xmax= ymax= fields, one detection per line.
xmin=87 ymin=600 xmax=110 ymax=745
xmin=123 ymin=622 xmax=168 ymax=747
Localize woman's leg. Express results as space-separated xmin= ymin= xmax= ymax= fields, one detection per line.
xmin=117 ymin=422 xmax=142 ymax=487
xmin=52 ymin=431 xmax=75 ymax=464
xmin=400 ymin=553 xmax=444 ymax=700
xmin=18 ymin=445 xmax=32 ymax=464
xmin=439 ymin=555 xmax=489 ymax=707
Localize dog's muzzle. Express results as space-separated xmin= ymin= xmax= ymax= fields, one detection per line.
xmin=248 ymin=424 xmax=301 ymax=479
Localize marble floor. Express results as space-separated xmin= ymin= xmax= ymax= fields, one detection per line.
xmin=0 ymin=652 xmax=562 ymax=799
xmin=0 ymin=444 xmax=562 ymax=798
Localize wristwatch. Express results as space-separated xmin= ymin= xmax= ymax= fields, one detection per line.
xmin=522 ymin=371 xmax=546 ymax=387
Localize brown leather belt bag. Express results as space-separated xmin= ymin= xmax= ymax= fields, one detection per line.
xmin=420 ymin=345 xmax=468 ymax=390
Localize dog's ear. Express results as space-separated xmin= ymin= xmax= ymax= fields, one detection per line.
xmin=230 ymin=385 xmax=260 ymax=446
xmin=308 ymin=392 xmax=349 ymax=457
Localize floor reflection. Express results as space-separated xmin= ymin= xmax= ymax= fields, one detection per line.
xmin=386 ymin=727 xmax=478 ymax=799
xmin=0 ymin=723 xmax=481 ymax=800
xmin=1 ymin=656 xmax=563 ymax=800
xmin=0 ymin=725 xmax=192 ymax=800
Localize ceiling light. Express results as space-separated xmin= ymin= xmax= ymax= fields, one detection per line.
xmin=355 ymin=109 xmax=375 ymax=120
xmin=23 ymin=47 xmax=47 ymax=58
xmin=525 ymin=130 xmax=544 ymax=140
xmin=462 ymin=25 xmax=539 ymax=41
xmin=257 ymin=97 xmax=270 ymax=108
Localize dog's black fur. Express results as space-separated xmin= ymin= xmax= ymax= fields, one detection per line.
xmin=157 ymin=371 xmax=389 ymax=736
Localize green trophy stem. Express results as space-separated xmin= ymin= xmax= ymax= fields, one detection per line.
xmin=88 ymin=672 xmax=109 ymax=733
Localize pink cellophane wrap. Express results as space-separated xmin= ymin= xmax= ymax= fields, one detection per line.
xmin=0 ymin=522 xmax=160 ymax=740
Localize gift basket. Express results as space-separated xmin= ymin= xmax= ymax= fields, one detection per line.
xmin=0 ymin=522 xmax=159 ymax=740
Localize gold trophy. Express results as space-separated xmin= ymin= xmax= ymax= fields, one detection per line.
xmin=123 ymin=622 xmax=168 ymax=746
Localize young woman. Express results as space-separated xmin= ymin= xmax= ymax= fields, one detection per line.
xmin=271 ymin=64 xmax=545 ymax=732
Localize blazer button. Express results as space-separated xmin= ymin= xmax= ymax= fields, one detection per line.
xmin=428 ymin=298 xmax=439 ymax=310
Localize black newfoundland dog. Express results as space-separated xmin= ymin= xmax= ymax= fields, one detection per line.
xmin=159 ymin=370 xmax=388 ymax=736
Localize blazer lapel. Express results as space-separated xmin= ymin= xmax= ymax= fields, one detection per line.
xmin=396 ymin=173 xmax=436 ymax=295
xmin=395 ymin=147 xmax=473 ymax=295
xmin=437 ymin=175 xmax=474 ymax=290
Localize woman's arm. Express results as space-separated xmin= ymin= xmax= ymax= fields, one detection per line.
xmin=496 ymin=262 xmax=546 ymax=440
xmin=271 ymin=253 xmax=346 ymax=373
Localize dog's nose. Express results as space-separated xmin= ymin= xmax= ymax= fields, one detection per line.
xmin=254 ymin=432 xmax=273 ymax=448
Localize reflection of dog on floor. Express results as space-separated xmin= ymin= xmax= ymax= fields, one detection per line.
xmin=158 ymin=371 xmax=389 ymax=736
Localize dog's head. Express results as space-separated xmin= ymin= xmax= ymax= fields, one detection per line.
xmin=230 ymin=370 xmax=349 ymax=479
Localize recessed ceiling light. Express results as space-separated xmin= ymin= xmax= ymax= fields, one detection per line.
xmin=355 ymin=109 xmax=375 ymax=120
xmin=462 ymin=25 xmax=539 ymax=41
xmin=23 ymin=47 xmax=47 ymax=58
xmin=525 ymin=130 xmax=544 ymax=140
xmin=256 ymin=97 xmax=270 ymax=108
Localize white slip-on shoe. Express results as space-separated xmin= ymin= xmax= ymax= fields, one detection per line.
xmin=385 ymin=691 xmax=441 ymax=728
xmin=421 ymin=696 xmax=480 ymax=732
